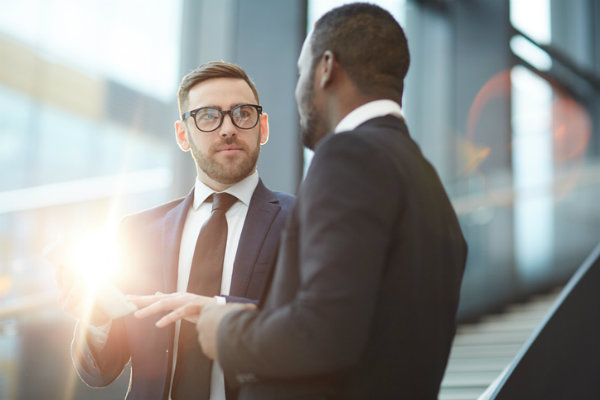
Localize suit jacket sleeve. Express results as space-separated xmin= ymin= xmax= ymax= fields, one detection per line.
xmin=217 ymin=133 xmax=401 ymax=379
xmin=222 ymin=295 xmax=258 ymax=304
xmin=72 ymin=316 xmax=130 ymax=386
xmin=71 ymin=219 xmax=134 ymax=387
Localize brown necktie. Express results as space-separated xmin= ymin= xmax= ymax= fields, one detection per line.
xmin=171 ymin=192 xmax=237 ymax=399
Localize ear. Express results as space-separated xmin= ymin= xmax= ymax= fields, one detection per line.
xmin=175 ymin=120 xmax=191 ymax=151
xmin=259 ymin=112 xmax=269 ymax=145
xmin=319 ymin=50 xmax=336 ymax=89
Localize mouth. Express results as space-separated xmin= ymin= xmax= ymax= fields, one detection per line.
xmin=216 ymin=146 xmax=244 ymax=155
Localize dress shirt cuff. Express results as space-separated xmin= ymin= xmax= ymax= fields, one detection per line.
xmin=80 ymin=319 xmax=112 ymax=352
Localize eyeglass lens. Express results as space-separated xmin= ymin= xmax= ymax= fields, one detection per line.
xmin=195 ymin=105 xmax=259 ymax=131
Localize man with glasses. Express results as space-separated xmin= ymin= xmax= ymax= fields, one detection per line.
xmin=60 ymin=61 xmax=294 ymax=399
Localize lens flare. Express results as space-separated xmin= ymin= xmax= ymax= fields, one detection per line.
xmin=552 ymin=96 xmax=591 ymax=163
xmin=66 ymin=230 xmax=119 ymax=289
xmin=455 ymin=136 xmax=492 ymax=175
xmin=462 ymin=70 xmax=511 ymax=178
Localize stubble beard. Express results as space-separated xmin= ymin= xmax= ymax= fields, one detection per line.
xmin=191 ymin=135 xmax=260 ymax=185
xmin=299 ymin=78 xmax=327 ymax=151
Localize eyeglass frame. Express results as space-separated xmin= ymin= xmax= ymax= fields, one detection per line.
xmin=180 ymin=103 xmax=263 ymax=133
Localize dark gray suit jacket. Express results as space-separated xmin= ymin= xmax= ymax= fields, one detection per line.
xmin=218 ymin=117 xmax=468 ymax=399
xmin=72 ymin=179 xmax=294 ymax=400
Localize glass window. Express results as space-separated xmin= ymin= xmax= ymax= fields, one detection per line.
xmin=1 ymin=2 xmax=182 ymax=397
xmin=0 ymin=0 xmax=181 ymax=299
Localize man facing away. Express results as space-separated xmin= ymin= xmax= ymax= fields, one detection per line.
xmin=57 ymin=61 xmax=294 ymax=399
xmin=188 ymin=4 xmax=468 ymax=400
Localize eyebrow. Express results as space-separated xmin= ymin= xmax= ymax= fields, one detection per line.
xmin=193 ymin=102 xmax=250 ymax=110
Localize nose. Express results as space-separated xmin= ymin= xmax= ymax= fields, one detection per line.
xmin=218 ymin=112 xmax=237 ymax=138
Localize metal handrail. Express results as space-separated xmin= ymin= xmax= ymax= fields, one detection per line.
xmin=487 ymin=242 xmax=600 ymax=399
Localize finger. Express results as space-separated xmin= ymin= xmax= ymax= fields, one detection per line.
xmin=154 ymin=308 xmax=184 ymax=327
xmin=134 ymin=303 xmax=163 ymax=319
xmin=127 ymin=294 xmax=166 ymax=307
xmin=134 ymin=296 xmax=183 ymax=318
xmin=157 ymin=304 xmax=202 ymax=326
xmin=181 ymin=303 xmax=204 ymax=324
xmin=241 ymin=303 xmax=257 ymax=311
xmin=133 ymin=292 xmax=203 ymax=319
xmin=152 ymin=295 xmax=213 ymax=325
xmin=155 ymin=304 xmax=203 ymax=328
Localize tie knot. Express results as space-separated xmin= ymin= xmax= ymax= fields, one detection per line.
xmin=212 ymin=192 xmax=237 ymax=213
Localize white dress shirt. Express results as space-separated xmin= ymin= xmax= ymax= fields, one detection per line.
xmin=170 ymin=171 xmax=258 ymax=400
xmin=334 ymin=99 xmax=403 ymax=133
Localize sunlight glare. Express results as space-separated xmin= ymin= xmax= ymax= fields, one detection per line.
xmin=66 ymin=230 xmax=119 ymax=289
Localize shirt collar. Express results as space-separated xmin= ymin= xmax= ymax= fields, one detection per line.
xmin=334 ymin=99 xmax=404 ymax=133
xmin=192 ymin=171 xmax=259 ymax=210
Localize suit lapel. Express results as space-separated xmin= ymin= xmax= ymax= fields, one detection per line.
xmin=229 ymin=179 xmax=281 ymax=297
xmin=161 ymin=190 xmax=194 ymax=293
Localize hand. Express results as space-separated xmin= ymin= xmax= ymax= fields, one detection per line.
xmin=128 ymin=292 xmax=217 ymax=327
xmin=196 ymin=302 xmax=256 ymax=360
xmin=55 ymin=264 xmax=110 ymax=326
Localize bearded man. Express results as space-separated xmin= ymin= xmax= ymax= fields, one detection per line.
xmin=58 ymin=61 xmax=294 ymax=400
xmin=193 ymin=4 xmax=467 ymax=400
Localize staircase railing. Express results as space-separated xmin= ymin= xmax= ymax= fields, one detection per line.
xmin=487 ymin=242 xmax=600 ymax=399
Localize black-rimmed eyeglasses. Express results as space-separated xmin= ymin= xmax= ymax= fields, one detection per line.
xmin=181 ymin=104 xmax=263 ymax=132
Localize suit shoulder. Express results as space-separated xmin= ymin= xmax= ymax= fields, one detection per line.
xmin=121 ymin=197 xmax=186 ymax=225
xmin=313 ymin=128 xmax=388 ymax=168
xmin=321 ymin=117 xmax=421 ymax=171
xmin=272 ymin=191 xmax=295 ymax=209
xmin=307 ymin=119 xmax=414 ymax=194
xmin=256 ymin=179 xmax=295 ymax=210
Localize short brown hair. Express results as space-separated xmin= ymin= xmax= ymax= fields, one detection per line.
xmin=177 ymin=61 xmax=260 ymax=117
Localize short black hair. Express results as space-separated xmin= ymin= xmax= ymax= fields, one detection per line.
xmin=311 ymin=3 xmax=410 ymax=105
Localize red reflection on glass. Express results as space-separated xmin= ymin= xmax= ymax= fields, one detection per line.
xmin=461 ymin=70 xmax=511 ymax=176
xmin=552 ymin=95 xmax=591 ymax=163
xmin=467 ymin=70 xmax=511 ymax=142
xmin=455 ymin=136 xmax=491 ymax=175
xmin=551 ymin=93 xmax=591 ymax=201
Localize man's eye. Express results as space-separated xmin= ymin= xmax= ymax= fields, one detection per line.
xmin=198 ymin=111 xmax=218 ymax=120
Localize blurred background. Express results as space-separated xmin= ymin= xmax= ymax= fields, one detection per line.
xmin=0 ymin=0 xmax=599 ymax=399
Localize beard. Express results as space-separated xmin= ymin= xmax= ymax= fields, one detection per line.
xmin=298 ymin=74 xmax=328 ymax=150
xmin=190 ymin=134 xmax=260 ymax=185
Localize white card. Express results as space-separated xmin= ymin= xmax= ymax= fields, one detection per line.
xmin=94 ymin=282 xmax=138 ymax=319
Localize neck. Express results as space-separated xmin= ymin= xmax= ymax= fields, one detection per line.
xmin=197 ymin=171 xmax=243 ymax=193
xmin=326 ymin=89 xmax=379 ymax=132
xmin=201 ymin=179 xmax=232 ymax=193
